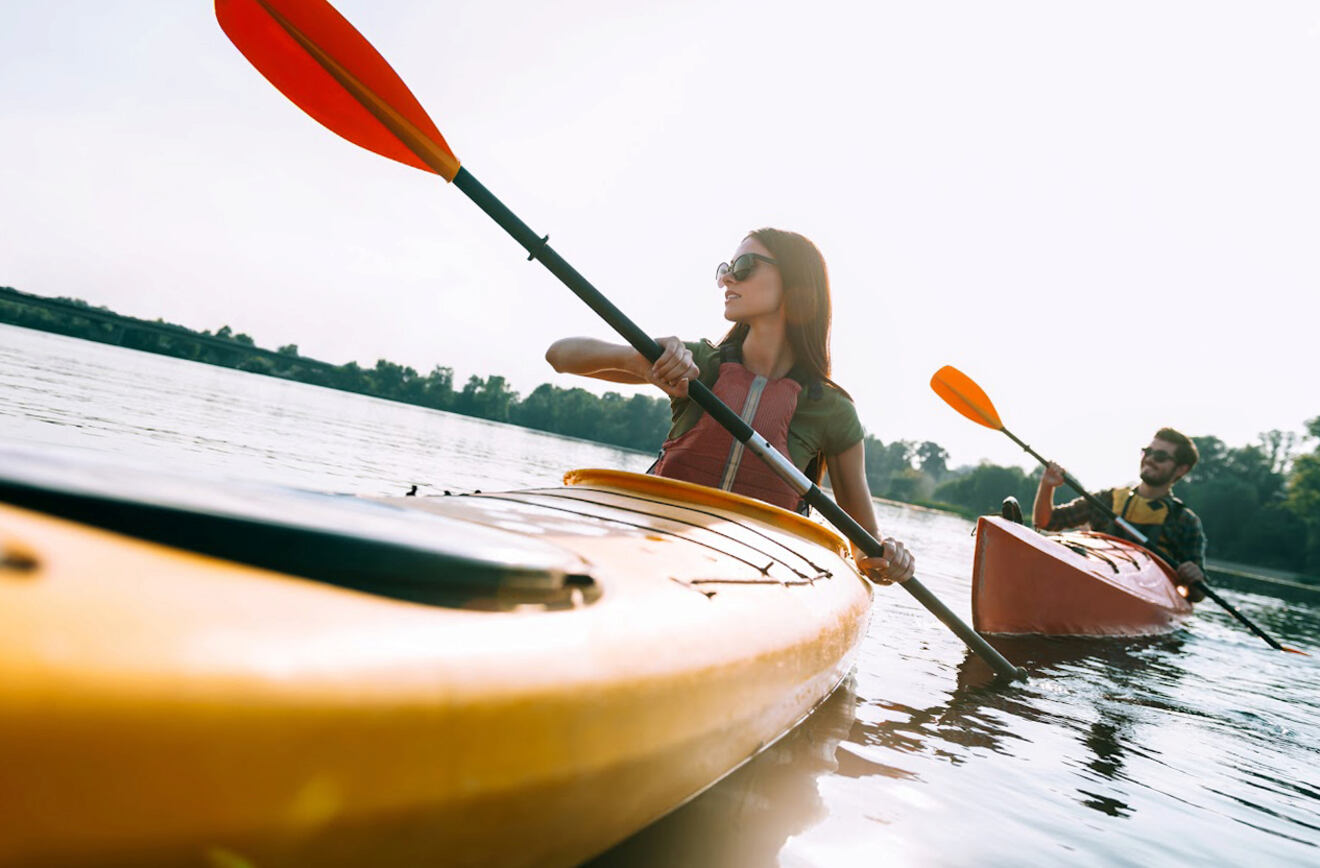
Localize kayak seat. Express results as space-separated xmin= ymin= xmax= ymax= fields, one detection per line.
xmin=1000 ymin=496 xmax=1024 ymax=524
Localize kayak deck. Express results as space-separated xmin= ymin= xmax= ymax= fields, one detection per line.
xmin=972 ymin=515 xmax=1192 ymax=637
xmin=0 ymin=458 xmax=871 ymax=867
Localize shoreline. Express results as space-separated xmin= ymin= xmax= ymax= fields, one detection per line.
xmin=1207 ymin=559 xmax=1320 ymax=598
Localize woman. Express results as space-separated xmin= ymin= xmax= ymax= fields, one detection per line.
xmin=546 ymin=228 xmax=914 ymax=585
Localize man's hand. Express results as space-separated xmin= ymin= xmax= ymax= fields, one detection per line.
xmin=1033 ymin=461 xmax=1066 ymax=528
xmin=1176 ymin=561 xmax=1207 ymax=602
xmin=1176 ymin=561 xmax=1205 ymax=584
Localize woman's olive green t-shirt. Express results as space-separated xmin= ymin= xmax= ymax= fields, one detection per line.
xmin=664 ymin=340 xmax=865 ymax=472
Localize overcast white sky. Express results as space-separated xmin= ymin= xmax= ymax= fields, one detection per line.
xmin=2 ymin=1 xmax=1317 ymax=485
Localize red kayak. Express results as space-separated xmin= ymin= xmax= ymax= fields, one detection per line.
xmin=972 ymin=516 xmax=1194 ymax=637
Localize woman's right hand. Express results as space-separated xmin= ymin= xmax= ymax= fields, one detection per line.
xmin=1042 ymin=461 xmax=1065 ymax=489
xmin=646 ymin=337 xmax=700 ymax=397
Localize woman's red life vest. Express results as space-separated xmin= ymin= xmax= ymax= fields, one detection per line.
xmin=651 ymin=361 xmax=805 ymax=511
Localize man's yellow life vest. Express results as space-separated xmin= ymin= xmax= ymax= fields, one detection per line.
xmin=1107 ymin=488 xmax=1185 ymax=552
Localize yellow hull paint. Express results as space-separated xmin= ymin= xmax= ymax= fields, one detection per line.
xmin=0 ymin=470 xmax=871 ymax=867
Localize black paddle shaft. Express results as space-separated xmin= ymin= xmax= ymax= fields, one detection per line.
xmin=1003 ymin=425 xmax=1288 ymax=652
xmin=452 ymin=167 xmax=1027 ymax=682
xmin=1001 ymin=427 xmax=1110 ymax=517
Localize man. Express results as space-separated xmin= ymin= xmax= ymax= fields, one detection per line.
xmin=1032 ymin=427 xmax=1207 ymax=602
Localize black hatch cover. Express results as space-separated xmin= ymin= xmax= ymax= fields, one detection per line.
xmin=0 ymin=449 xmax=594 ymax=609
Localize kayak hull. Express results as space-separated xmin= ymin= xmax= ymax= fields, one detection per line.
xmin=972 ymin=515 xmax=1192 ymax=637
xmin=0 ymin=467 xmax=871 ymax=867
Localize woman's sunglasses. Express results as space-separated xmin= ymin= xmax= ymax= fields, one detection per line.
xmin=716 ymin=253 xmax=778 ymax=284
xmin=1141 ymin=447 xmax=1177 ymax=464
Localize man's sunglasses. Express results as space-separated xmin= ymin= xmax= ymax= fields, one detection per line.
xmin=1141 ymin=447 xmax=1177 ymax=463
xmin=716 ymin=253 xmax=778 ymax=284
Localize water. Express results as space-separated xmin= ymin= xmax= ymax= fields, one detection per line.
xmin=3 ymin=323 xmax=1317 ymax=865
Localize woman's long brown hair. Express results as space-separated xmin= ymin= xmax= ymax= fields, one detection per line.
xmin=720 ymin=228 xmax=848 ymax=397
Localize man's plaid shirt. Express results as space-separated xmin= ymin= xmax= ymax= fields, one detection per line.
xmin=1041 ymin=488 xmax=1206 ymax=568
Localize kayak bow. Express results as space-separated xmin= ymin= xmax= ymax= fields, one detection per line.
xmin=972 ymin=516 xmax=1193 ymax=637
xmin=0 ymin=454 xmax=870 ymax=867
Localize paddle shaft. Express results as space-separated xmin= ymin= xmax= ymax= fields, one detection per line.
xmin=1003 ymin=425 xmax=1292 ymax=652
xmin=1001 ymin=426 xmax=1149 ymax=535
xmin=1195 ymin=584 xmax=1290 ymax=650
xmin=454 ymin=169 xmax=1026 ymax=681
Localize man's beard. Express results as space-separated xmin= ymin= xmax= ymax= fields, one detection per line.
xmin=1140 ymin=465 xmax=1175 ymax=486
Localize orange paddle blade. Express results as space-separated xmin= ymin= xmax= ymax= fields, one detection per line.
xmin=930 ymin=365 xmax=1003 ymax=430
xmin=216 ymin=0 xmax=460 ymax=179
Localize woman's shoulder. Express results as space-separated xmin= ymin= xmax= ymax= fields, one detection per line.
xmin=815 ymin=378 xmax=856 ymax=407
xmin=796 ymin=379 xmax=863 ymax=453
xmin=675 ymin=339 xmax=721 ymax=390
xmin=792 ymin=374 xmax=859 ymax=418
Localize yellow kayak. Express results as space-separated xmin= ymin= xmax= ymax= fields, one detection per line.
xmin=0 ymin=455 xmax=870 ymax=867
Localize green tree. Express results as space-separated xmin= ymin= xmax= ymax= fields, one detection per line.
xmin=509 ymin=385 xmax=668 ymax=451
xmin=554 ymin=387 xmax=607 ymax=439
xmin=933 ymin=463 xmax=1040 ymax=517
xmin=455 ymin=375 xmax=518 ymax=422
xmin=237 ymin=356 xmax=275 ymax=375
xmin=332 ymin=361 xmax=369 ymax=393
xmin=1260 ymin=428 xmax=1299 ymax=477
xmin=916 ymin=440 xmax=950 ymax=481
xmin=862 ymin=436 xmax=914 ymax=497
xmin=1179 ymin=435 xmax=1230 ymax=494
xmin=368 ymin=359 xmax=421 ymax=402
xmin=1180 ymin=431 xmax=1294 ymax=563
xmin=886 ymin=468 xmax=929 ymax=502
xmin=617 ymin=392 xmax=670 ymax=452
xmin=1284 ymin=417 xmax=1320 ymax=572
xmin=421 ymin=365 xmax=454 ymax=410
xmin=511 ymin=383 xmax=562 ymax=432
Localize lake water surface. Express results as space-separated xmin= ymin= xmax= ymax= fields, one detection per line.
xmin=2 ymin=323 xmax=1317 ymax=866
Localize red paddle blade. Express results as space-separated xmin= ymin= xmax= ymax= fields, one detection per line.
xmin=930 ymin=365 xmax=1004 ymax=430
xmin=216 ymin=0 xmax=460 ymax=180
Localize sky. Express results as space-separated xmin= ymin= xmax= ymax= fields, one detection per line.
xmin=2 ymin=1 xmax=1317 ymax=486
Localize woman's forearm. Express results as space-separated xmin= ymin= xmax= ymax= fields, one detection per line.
xmin=545 ymin=338 xmax=648 ymax=382
xmin=829 ymin=441 xmax=916 ymax=583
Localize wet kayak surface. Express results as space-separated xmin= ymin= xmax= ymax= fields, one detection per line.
xmin=5 ymin=324 xmax=1318 ymax=866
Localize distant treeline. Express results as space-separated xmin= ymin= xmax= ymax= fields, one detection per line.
xmin=3 ymin=285 xmax=1317 ymax=575
xmin=0 ymin=285 xmax=671 ymax=453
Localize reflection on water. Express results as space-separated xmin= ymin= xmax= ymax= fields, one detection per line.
xmin=589 ymin=680 xmax=860 ymax=868
xmin=5 ymin=324 xmax=1320 ymax=866
xmin=950 ymin=637 xmax=1197 ymax=819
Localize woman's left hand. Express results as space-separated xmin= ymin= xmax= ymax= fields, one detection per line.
xmin=855 ymin=538 xmax=915 ymax=585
